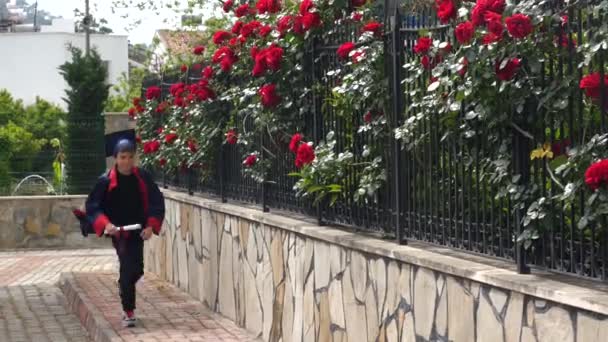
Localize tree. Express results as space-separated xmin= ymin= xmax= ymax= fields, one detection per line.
xmin=59 ymin=46 xmax=110 ymax=194
xmin=105 ymin=68 xmax=146 ymax=112
xmin=73 ymin=8 xmax=113 ymax=34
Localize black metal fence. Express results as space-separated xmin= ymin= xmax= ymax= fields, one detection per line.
xmin=143 ymin=2 xmax=608 ymax=281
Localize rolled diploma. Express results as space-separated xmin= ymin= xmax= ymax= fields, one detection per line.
xmin=105 ymin=224 xmax=142 ymax=235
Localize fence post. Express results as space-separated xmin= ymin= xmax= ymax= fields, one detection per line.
xmin=309 ymin=38 xmax=324 ymax=226
xmin=513 ymin=122 xmax=531 ymax=274
xmin=187 ymin=168 xmax=194 ymax=195
xmin=260 ymin=130 xmax=269 ymax=213
xmin=389 ymin=6 xmax=405 ymax=245
xmin=219 ymin=144 xmax=227 ymax=203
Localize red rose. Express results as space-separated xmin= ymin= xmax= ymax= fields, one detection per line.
xmin=156 ymin=101 xmax=169 ymax=113
xmin=265 ymin=46 xmax=283 ymax=70
xmin=226 ymin=129 xmax=238 ymax=145
xmin=187 ymin=140 xmax=198 ymax=153
xmin=220 ymin=57 xmax=236 ymax=72
xmin=495 ymin=58 xmax=521 ymax=81
xmin=232 ymin=21 xmax=244 ymax=34
xmin=295 ymin=143 xmax=315 ymax=169
xmin=156 ymin=127 xmax=164 ymax=134
xmin=421 ymin=55 xmax=441 ymax=70
xmin=243 ymin=154 xmax=257 ymax=167
xmin=213 ymin=31 xmax=232 ymax=45
xmin=580 ymin=73 xmax=608 ymax=101
xmin=135 ymin=136 xmax=142 ymax=144
xmin=302 ymin=12 xmax=321 ymax=30
xmin=202 ymin=66 xmax=213 ymax=79
xmin=458 ymin=57 xmax=469 ymax=77
xmin=289 ymin=133 xmax=303 ymax=153
xmin=159 ymin=158 xmax=167 ymax=167
xmin=277 ymin=16 xmax=293 ymax=36
xmin=251 ymin=46 xmax=260 ymax=59
xmin=414 ymin=37 xmax=432 ymax=55
xmin=241 ymin=21 xmax=262 ymax=39
xmin=223 ymin=0 xmax=234 ymax=12
xmin=351 ymin=50 xmax=365 ymax=63
xmin=482 ymin=32 xmax=501 ymax=44
xmin=193 ymin=45 xmax=205 ymax=55
xmin=165 ymin=133 xmax=178 ymax=144
xmin=235 ymin=4 xmax=253 ymax=17
xmin=363 ymin=111 xmax=372 ymax=123
xmin=561 ymin=15 xmax=568 ymax=27
xmin=585 ymin=159 xmax=608 ymax=191
xmin=192 ymin=64 xmax=202 ymax=71
xmin=337 ymin=42 xmax=355 ymax=60
xmin=259 ymin=84 xmax=281 ymax=108
xmin=362 ymin=21 xmax=382 ymax=37
xmin=506 ymin=14 xmax=533 ymax=39
xmin=128 ymin=107 xmax=136 ymax=118
xmin=170 ymin=83 xmax=185 ymax=97
xmin=440 ymin=42 xmax=452 ymax=54
xmin=293 ymin=15 xmax=306 ymax=35
xmin=145 ymin=86 xmax=161 ymax=100
xmin=299 ymin=0 xmax=314 ymax=15
xmin=213 ymin=47 xmax=238 ymax=72
xmin=455 ymin=21 xmax=474 ymax=44
xmin=352 ymin=0 xmax=367 ymax=8
xmin=256 ymin=0 xmax=281 ymax=14
xmin=252 ymin=46 xmax=283 ymax=76
xmin=132 ymin=97 xmax=141 ymax=106
xmin=435 ymin=0 xmax=456 ymax=24
xmin=260 ymin=25 xmax=273 ymax=37
xmin=556 ymin=34 xmax=577 ymax=48
xmin=352 ymin=12 xmax=363 ymax=22
xmin=471 ymin=0 xmax=505 ymax=27
xmin=180 ymin=64 xmax=188 ymax=73
xmin=484 ymin=11 xmax=504 ymax=36
xmin=421 ymin=55 xmax=431 ymax=69
xmin=143 ymin=140 xmax=161 ymax=154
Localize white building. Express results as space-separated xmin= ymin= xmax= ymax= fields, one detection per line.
xmin=0 ymin=19 xmax=128 ymax=110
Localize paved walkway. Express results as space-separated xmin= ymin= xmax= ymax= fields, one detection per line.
xmin=64 ymin=272 xmax=259 ymax=342
xmin=0 ymin=249 xmax=116 ymax=342
xmin=0 ymin=249 xmax=258 ymax=342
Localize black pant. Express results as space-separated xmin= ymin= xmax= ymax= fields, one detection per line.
xmin=113 ymin=232 xmax=144 ymax=312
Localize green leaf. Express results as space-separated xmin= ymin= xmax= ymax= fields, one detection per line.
xmin=288 ymin=172 xmax=302 ymax=177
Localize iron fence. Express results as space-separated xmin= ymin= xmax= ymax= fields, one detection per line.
xmin=142 ymin=2 xmax=608 ymax=281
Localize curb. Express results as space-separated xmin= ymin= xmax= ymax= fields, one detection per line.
xmin=59 ymin=272 xmax=122 ymax=342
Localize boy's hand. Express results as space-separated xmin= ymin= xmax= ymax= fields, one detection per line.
xmin=141 ymin=227 xmax=153 ymax=240
xmin=105 ymin=223 xmax=118 ymax=236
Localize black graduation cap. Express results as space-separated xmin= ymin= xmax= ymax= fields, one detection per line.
xmin=104 ymin=129 xmax=136 ymax=158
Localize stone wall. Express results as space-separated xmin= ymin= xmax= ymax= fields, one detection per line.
xmin=144 ymin=190 xmax=608 ymax=342
xmin=0 ymin=196 xmax=111 ymax=249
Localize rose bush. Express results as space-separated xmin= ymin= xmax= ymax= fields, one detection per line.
xmin=396 ymin=0 xmax=608 ymax=245
xmin=133 ymin=0 xmax=389 ymax=206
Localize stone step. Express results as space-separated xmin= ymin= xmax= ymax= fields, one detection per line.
xmin=60 ymin=272 xmax=260 ymax=342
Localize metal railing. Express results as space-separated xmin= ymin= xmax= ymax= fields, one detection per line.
xmin=143 ymin=2 xmax=608 ymax=281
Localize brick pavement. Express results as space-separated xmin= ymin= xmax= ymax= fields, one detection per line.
xmin=0 ymin=249 xmax=117 ymax=342
xmin=61 ymin=272 xmax=260 ymax=342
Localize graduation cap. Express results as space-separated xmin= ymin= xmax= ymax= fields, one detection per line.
xmin=105 ymin=129 xmax=136 ymax=158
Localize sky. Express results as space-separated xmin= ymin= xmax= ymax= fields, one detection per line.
xmin=35 ymin=0 xmax=202 ymax=44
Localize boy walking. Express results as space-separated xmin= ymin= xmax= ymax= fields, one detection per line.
xmin=85 ymin=136 xmax=165 ymax=327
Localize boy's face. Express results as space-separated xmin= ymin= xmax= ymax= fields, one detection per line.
xmin=116 ymin=151 xmax=135 ymax=172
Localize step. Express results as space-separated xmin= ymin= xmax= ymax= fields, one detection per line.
xmin=60 ymin=272 xmax=260 ymax=342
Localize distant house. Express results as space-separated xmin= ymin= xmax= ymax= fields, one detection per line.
xmin=150 ymin=29 xmax=206 ymax=73
xmin=0 ymin=18 xmax=128 ymax=110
